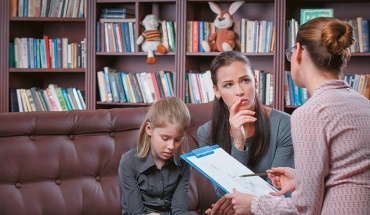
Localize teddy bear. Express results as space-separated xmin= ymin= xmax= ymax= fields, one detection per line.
xmin=136 ymin=14 xmax=167 ymax=64
xmin=202 ymin=1 xmax=244 ymax=52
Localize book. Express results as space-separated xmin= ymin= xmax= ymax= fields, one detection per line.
xmin=47 ymin=84 xmax=63 ymax=111
xmin=67 ymin=87 xmax=80 ymax=110
xmin=181 ymin=145 xmax=282 ymax=196
xmin=361 ymin=19 xmax=369 ymax=52
xmin=150 ymin=72 xmax=162 ymax=100
xmin=99 ymin=18 xmax=136 ymax=23
xmin=9 ymin=88 xmax=19 ymax=112
xmin=300 ymin=8 xmax=334 ymax=25
xmin=161 ymin=20 xmax=170 ymax=51
xmin=138 ymin=72 xmax=154 ymax=103
xmin=115 ymin=72 xmax=127 ymax=102
xmin=146 ymin=72 xmax=158 ymax=101
xmin=16 ymin=89 xmax=24 ymax=112
xmin=103 ymin=66 xmax=115 ymax=102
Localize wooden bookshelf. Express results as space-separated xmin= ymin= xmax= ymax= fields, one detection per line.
xmin=0 ymin=0 xmax=369 ymax=112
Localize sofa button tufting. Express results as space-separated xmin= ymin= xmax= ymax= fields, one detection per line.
xmin=15 ymin=183 xmax=22 ymax=189
xmin=95 ymin=176 xmax=101 ymax=182
xmin=30 ymin=135 xmax=36 ymax=141
xmin=69 ymin=135 xmax=75 ymax=140
xmin=55 ymin=179 xmax=62 ymax=185
xmin=110 ymin=132 xmax=115 ymax=137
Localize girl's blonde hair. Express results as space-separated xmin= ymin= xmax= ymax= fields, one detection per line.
xmin=136 ymin=97 xmax=191 ymax=159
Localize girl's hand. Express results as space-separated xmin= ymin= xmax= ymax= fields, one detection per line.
xmin=204 ymin=196 xmax=234 ymax=215
xmin=267 ymin=167 xmax=296 ymax=196
xmin=229 ymin=98 xmax=256 ymax=150
xmin=224 ymin=188 xmax=254 ymax=215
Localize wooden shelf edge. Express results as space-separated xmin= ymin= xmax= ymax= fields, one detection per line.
xmin=10 ymin=17 xmax=86 ymax=22
xmin=9 ymin=68 xmax=86 ymax=73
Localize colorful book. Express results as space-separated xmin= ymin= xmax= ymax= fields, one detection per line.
xmin=300 ymin=8 xmax=333 ymax=25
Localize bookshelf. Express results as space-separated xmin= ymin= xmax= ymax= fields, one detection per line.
xmin=284 ymin=0 xmax=370 ymax=113
xmin=0 ymin=0 xmax=369 ymax=113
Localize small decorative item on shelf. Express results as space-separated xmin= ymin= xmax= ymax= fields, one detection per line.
xmin=202 ymin=1 xmax=244 ymax=52
xmin=136 ymin=14 xmax=168 ymax=64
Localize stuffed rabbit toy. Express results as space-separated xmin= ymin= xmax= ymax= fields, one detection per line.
xmin=202 ymin=1 xmax=244 ymax=52
xmin=137 ymin=14 xmax=167 ymax=64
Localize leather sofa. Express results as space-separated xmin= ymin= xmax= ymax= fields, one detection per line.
xmin=0 ymin=102 xmax=218 ymax=215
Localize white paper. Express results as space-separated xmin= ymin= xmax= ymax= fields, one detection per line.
xmin=186 ymin=147 xmax=281 ymax=197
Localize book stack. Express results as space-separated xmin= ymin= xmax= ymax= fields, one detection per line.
xmin=9 ymin=84 xmax=86 ymax=112
xmin=97 ymin=67 xmax=174 ymax=103
xmin=100 ymin=8 xmax=135 ymax=19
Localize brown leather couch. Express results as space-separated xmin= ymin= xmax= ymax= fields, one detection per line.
xmin=0 ymin=102 xmax=218 ymax=215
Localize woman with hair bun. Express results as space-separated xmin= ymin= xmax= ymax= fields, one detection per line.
xmin=208 ymin=17 xmax=370 ymax=215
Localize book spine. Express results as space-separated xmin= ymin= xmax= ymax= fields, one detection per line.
xmin=362 ymin=19 xmax=369 ymax=52
xmin=103 ymin=67 xmax=113 ymax=102
xmin=108 ymin=71 xmax=119 ymax=102
xmin=192 ymin=21 xmax=199 ymax=52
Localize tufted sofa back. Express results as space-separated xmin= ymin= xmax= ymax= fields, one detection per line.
xmin=0 ymin=102 xmax=218 ymax=215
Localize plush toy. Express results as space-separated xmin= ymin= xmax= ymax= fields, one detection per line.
xmin=202 ymin=1 xmax=244 ymax=52
xmin=136 ymin=14 xmax=167 ymax=64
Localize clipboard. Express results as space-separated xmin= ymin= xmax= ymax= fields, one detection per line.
xmin=181 ymin=145 xmax=283 ymax=197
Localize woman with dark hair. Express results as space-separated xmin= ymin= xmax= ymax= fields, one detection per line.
xmin=220 ymin=17 xmax=370 ymax=215
xmin=197 ymin=51 xmax=294 ymax=214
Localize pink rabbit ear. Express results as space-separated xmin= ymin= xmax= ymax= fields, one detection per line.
xmin=208 ymin=2 xmax=223 ymax=15
xmin=229 ymin=1 xmax=244 ymax=15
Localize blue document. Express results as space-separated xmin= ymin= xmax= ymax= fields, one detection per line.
xmin=181 ymin=145 xmax=282 ymax=197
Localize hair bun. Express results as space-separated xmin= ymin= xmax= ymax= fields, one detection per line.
xmin=322 ymin=20 xmax=355 ymax=55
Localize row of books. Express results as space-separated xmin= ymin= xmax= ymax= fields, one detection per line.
xmin=11 ymin=0 xmax=85 ymax=18
xmin=255 ymin=70 xmax=274 ymax=106
xmin=97 ymin=67 xmax=174 ymax=103
xmin=159 ymin=20 xmax=176 ymax=52
xmin=185 ymin=70 xmax=273 ymax=105
xmin=284 ymin=71 xmax=309 ymax=107
xmin=185 ymin=71 xmax=214 ymax=104
xmin=349 ymin=17 xmax=369 ymax=53
xmin=286 ymin=18 xmax=299 ymax=50
xmin=97 ymin=19 xmax=137 ymax=53
xmin=9 ymin=84 xmax=86 ymax=112
xmin=96 ymin=19 xmax=177 ymax=53
xmin=187 ymin=21 xmax=214 ymax=53
xmin=186 ymin=20 xmax=275 ymax=53
xmin=10 ymin=36 xmax=86 ymax=69
xmin=286 ymin=17 xmax=369 ymax=53
xmin=239 ymin=19 xmax=275 ymax=53
xmin=344 ymin=74 xmax=370 ymax=99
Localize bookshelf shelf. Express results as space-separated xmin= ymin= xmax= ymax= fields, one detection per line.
xmin=0 ymin=0 xmax=368 ymax=112
xmin=9 ymin=68 xmax=86 ymax=73
xmin=10 ymin=17 xmax=86 ymax=22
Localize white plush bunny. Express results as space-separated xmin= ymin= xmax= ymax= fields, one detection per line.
xmin=136 ymin=14 xmax=167 ymax=64
xmin=202 ymin=1 xmax=244 ymax=52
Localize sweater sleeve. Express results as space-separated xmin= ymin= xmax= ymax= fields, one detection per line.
xmin=197 ymin=121 xmax=210 ymax=148
xmin=252 ymin=105 xmax=328 ymax=214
